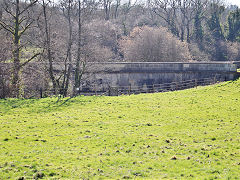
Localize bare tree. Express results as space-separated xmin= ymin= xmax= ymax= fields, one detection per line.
xmin=178 ymin=0 xmax=195 ymax=42
xmin=113 ymin=0 xmax=121 ymax=18
xmin=103 ymin=0 xmax=112 ymax=20
xmin=38 ymin=0 xmax=57 ymax=94
xmin=148 ymin=0 xmax=180 ymax=37
xmin=83 ymin=19 xmax=121 ymax=61
xmin=73 ymin=0 xmax=101 ymax=95
xmin=59 ymin=0 xmax=75 ymax=97
xmin=73 ymin=0 xmax=86 ymax=96
xmin=121 ymin=0 xmax=138 ymax=35
xmin=0 ymin=0 xmax=40 ymax=97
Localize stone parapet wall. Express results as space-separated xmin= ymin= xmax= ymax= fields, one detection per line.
xmin=85 ymin=62 xmax=238 ymax=73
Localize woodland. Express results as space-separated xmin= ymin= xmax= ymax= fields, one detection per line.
xmin=0 ymin=0 xmax=240 ymax=97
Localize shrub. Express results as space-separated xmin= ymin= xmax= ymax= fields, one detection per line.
xmin=120 ymin=26 xmax=192 ymax=62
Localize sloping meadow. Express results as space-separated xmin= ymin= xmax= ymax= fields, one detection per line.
xmin=0 ymin=79 xmax=240 ymax=179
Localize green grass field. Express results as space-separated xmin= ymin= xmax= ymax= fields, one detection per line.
xmin=0 ymin=79 xmax=240 ymax=179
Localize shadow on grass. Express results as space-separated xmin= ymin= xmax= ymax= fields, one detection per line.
xmin=0 ymin=95 xmax=101 ymax=114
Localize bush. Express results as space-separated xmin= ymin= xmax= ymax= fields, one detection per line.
xmin=120 ymin=26 xmax=192 ymax=62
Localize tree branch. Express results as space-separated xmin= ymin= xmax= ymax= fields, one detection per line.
xmin=19 ymin=20 xmax=34 ymax=37
xmin=19 ymin=0 xmax=38 ymax=16
xmin=0 ymin=21 xmax=14 ymax=34
xmin=20 ymin=52 xmax=41 ymax=68
xmin=3 ymin=5 xmax=16 ymax=19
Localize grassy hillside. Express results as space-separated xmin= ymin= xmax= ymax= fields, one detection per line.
xmin=0 ymin=79 xmax=240 ymax=179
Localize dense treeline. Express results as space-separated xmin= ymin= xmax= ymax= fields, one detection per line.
xmin=0 ymin=0 xmax=239 ymax=98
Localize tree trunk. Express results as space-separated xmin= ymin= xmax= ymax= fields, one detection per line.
xmin=187 ymin=22 xmax=190 ymax=43
xmin=180 ymin=26 xmax=184 ymax=42
xmin=42 ymin=1 xmax=57 ymax=94
xmin=12 ymin=0 xmax=21 ymax=97
xmin=0 ymin=4 xmax=3 ymax=20
xmin=114 ymin=0 xmax=120 ymax=19
xmin=63 ymin=0 xmax=73 ymax=97
xmin=73 ymin=0 xmax=82 ymax=96
xmin=104 ymin=0 xmax=111 ymax=20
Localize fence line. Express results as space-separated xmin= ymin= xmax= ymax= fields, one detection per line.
xmin=19 ymin=76 xmax=226 ymax=98
xmin=79 ymin=77 xmax=224 ymax=97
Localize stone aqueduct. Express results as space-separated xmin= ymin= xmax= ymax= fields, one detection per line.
xmin=80 ymin=61 xmax=240 ymax=92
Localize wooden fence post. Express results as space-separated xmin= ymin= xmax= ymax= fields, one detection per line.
xmin=128 ymin=84 xmax=131 ymax=95
xmin=94 ymin=84 xmax=97 ymax=96
xmin=40 ymin=88 xmax=43 ymax=98
xmin=108 ymin=86 xmax=111 ymax=96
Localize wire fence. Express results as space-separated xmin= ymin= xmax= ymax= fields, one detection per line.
xmin=16 ymin=76 xmax=229 ymax=98
xmin=78 ymin=77 xmax=226 ymax=96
